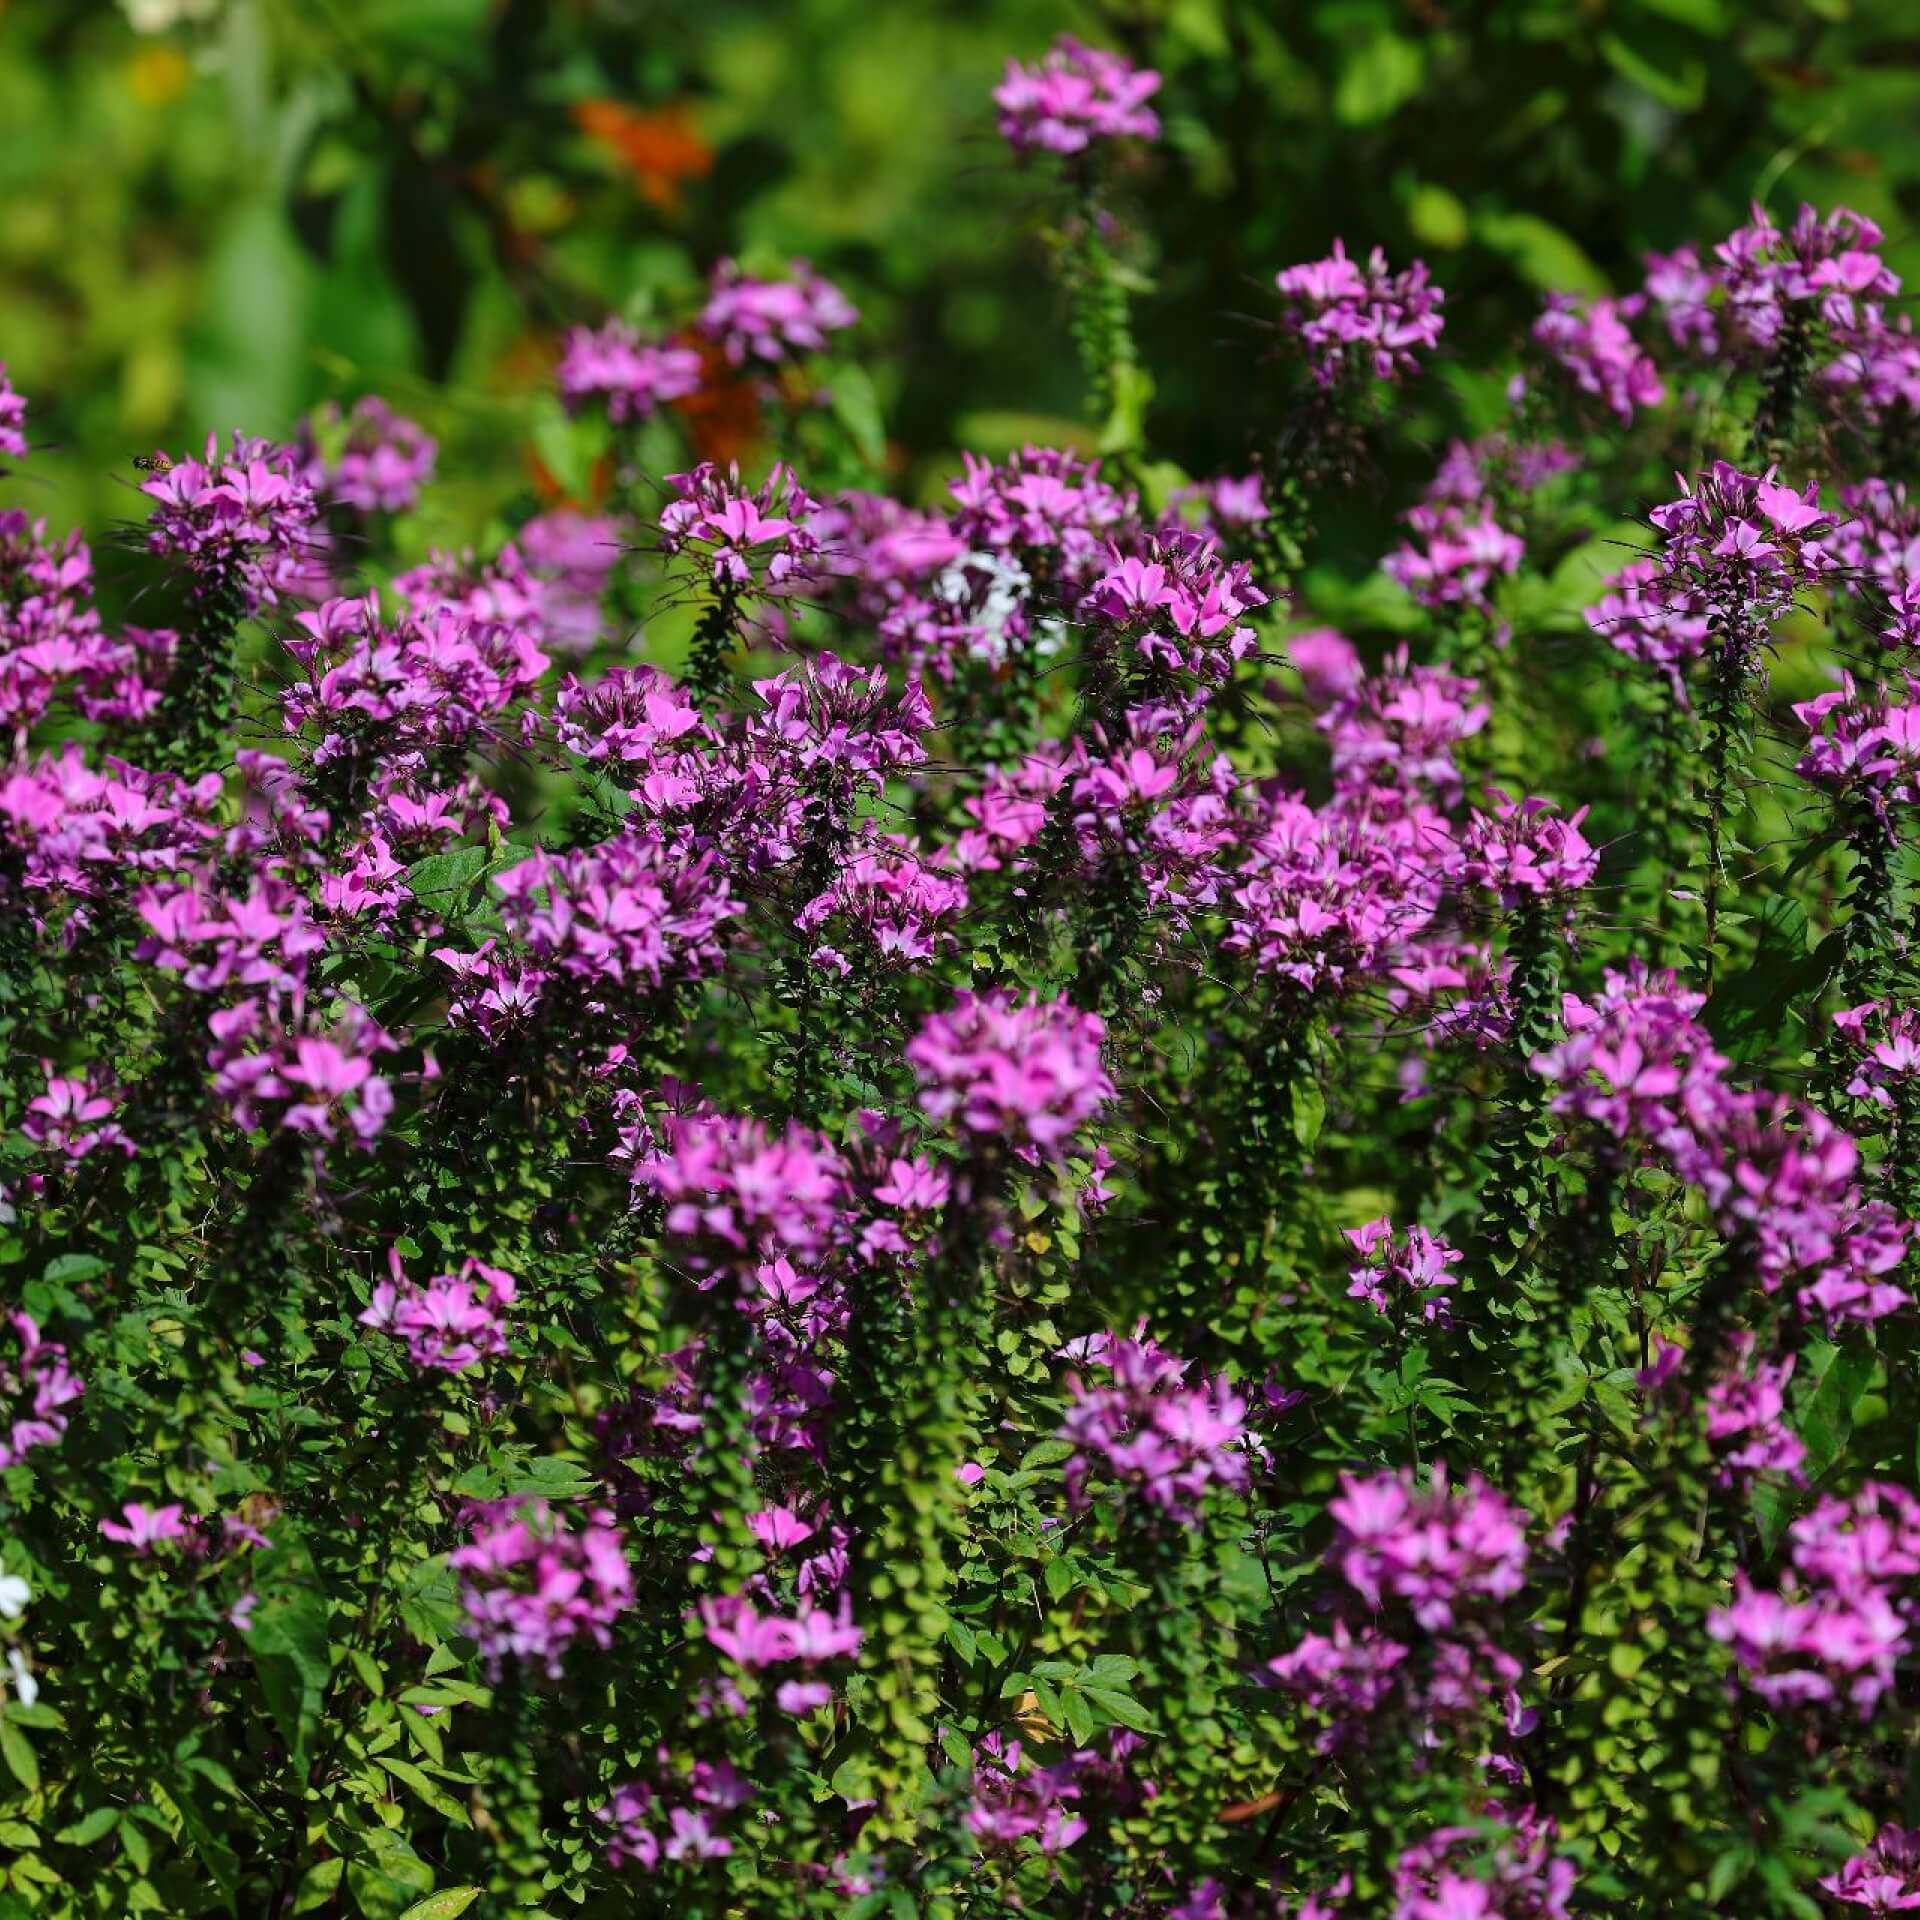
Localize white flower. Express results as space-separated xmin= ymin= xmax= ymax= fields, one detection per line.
xmin=7 ymin=1650 xmax=36 ymax=1710
xmin=0 ymin=1576 xmax=29 ymax=1622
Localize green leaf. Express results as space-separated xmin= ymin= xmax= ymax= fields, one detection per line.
xmin=249 ymin=1588 xmax=331 ymax=1775
xmin=1472 ymin=211 xmax=1610 ymax=296
xmin=404 ymin=846 xmax=494 ymax=911
xmin=50 ymin=1807 xmax=117 ymax=1847
xmin=1802 ymin=1342 xmax=1874 ymax=1480
xmin=1080 ymin=1686 xmax=1157 ymax=1734
xmin=0 ymin=1725 xmax=38 ymax=1796
xmin=1291 ymin=1081 xmax=1326 ymax=1151
xmin=398 ymin=1893 xmax=484 ymax=1920
xmin=825 ymin=361 xmax=886 ymax=467
xmin=292 ymin=1858 xmax=345 ymax=1914
xmin=1334 ymin=32 xmax=1425 ymax=125
xmin=1598 ymin=27 xmax=1707 ymax=110
xmin=377 ymin=1757 xmax=470 ymax=1827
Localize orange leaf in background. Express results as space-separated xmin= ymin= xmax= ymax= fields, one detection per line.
xmin=572 ymin=100 xmax=714 ymax=212
xmin=674 ymin=341 xmax=764 ymax=467
xmin=527 ymin=447 xmax=613 ymax=513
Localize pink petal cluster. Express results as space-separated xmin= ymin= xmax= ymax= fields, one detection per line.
xmin=1461 ymin=792 xmax=1599 ymax=904
xmin=141 ymin=433 xmax=323 ymax=607
xmin=1532 ymin=292 xmax=1664 ymax=422
xmin=1711 ymin=1480 xmax=1920 ymax=1717
xmin=1060 ymin=1332 xmax=1249 ymax=1524
xmin=0 ymin=1313 xmax=84 ymax=1469
xmin=556 ymin=321 xmax=703 ymax=423
xmin=451 ymin=1497 xmax=633 ymax=1676
xmin=297 ymin=396 xmax=437 ymax=515
xmin=698 ymin=259 xmax=858 ymax=369
xmin=908 ymin=990 xmax=1113 ymax=1157
xmin=1822 ymin=1824 xmax=1920 ymax=1911
xmin=597 ymin=1761 xmax=752 ymax=1871
xmin=21 ymin=1062 xmax=134 ymax=1161
xmin=1345 ymin=1217 xmax=1462 ymax=1326
xmin=659 ymin=460 xmax=821 ymax=590
xmin=1275 ymin=240 xmax=1445 ymax=387
xmin=993 ymin=35 xmax=1161 ymax=155
xmin=358 ymin=1249 xmax=517 ymax=1374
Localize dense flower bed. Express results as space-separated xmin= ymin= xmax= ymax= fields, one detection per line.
xmin=5 ymin=32 xmax=1920 ymax=1920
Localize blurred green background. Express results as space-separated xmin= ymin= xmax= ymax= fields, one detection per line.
xmin=7 ymin=0 xmax=1920 ymax=560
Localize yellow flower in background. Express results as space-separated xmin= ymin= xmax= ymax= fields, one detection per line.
xmin=127 ymin=45 xmax=190 ymax=106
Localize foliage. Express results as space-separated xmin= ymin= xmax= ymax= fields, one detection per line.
xmin=8 ymin=7 xmax=1920 ymax=1920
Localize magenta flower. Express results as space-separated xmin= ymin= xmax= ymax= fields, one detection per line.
xmin=993 ymin=36 xmax=1161 ymax=155
xmin=557 ymin=320 xmax=703 ymax=423
xmin=1345 ymin=1218 xmax=1462 ymax=1327
xmin=1275 ymin=240 xmax=1445 ymax=387
xmin=359 ymin=1249 xmax=517 ymax=1374
xmin=21 ymin=1061 xmax=134 ymax=1161
xmin=1059 ymin=1332 xmax=1249 ymax=1524
xmin=0 ymin=1313 xmax=83 ymax=1469
xmin=908 ymin=990 xmax=1113 ymax=1158
xmin=0 ymin=365 xmax=25 ymax=461
xmin=1532 ymin=293 xmax=1664 ymax=423
xmin=658 ymin=461 xmax=821 ymax=591
xmin=451 ymin=1498 xmax=633 ymax=1677
xmin=99 ymin=1501 xmax=193 ymax=1553
xmin=1461 ymin=791 xmax=1599 ymax=904
xmin=1822 ymin=1824 xmax=1920 ymax=1911
xmin=142 ymin=434 xmax=323 ymax=608
xmin=698 ymin=259 xmax=857 ymax=369
xmin=297 ymin=396 xmax=437 ymax=515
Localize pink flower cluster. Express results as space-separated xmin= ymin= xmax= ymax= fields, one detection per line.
xmin=1274 ymin=240 xmax=1446 ymax=387
xmin=1833 ymin=1000 xmax=1920 ymax=1110
xmin=1326 ymin=1466 xmax=1529 ymax=1631
xmin=1584 ymin=556 xmax=1710 ymax=701
xmin=1345 ymin=1217 xmax=1462 ymax=1326
xmin=1648 ymin=202 xmax=1898 ymax=364
xmin=141 ymin=434 xmax=323 ymax=607
xmin=1535 ymin=964 xmax=1735 ymax=1152
xmin=1 ymin=509 xmax=174 ymax=739
xmin=948 ymin=445 xmax=1140 ymax=594
xmin=451 ymin=1498 xmax=633 ymax=1676
xmin=556 ymin=321 xmax=703 ymax=424
xmin=0 ymin=365 xmax=24 ymax=460
xmin=298 ymin=396 xmax=437 ymax=515
xmin=659 ymin=461 xmax=821 ymax=591
xmin=1702 ymin=1334 xmax=1805 ymax=1489
xmin=0 ymin=1313 xmax=83 ymax=1469
xmin=993 ymin=35 xmax=1161 ymax=155
xmin=697 ymin=1591 xmax=862 ymax=1712
xmin=698 ymin=259 xmax=858 ymax=369
xmin=1794 ymin=673 xmax=1920 ymax=808
xmin=1384 ymin=501 xmax=1525 ymax=614
xmin=1461 ymin=792 xmax=1600 ymax=905
xmin=1059 ymin=1332 xmax=1249 ymax=1524
xmin=597 ymin=1760 xmax=752 ymax=1870
xmin=965 ymin=1731 xmax=1090 ymax=1854
xmin=1532 ymin=292 xmax=1663 ymax=423
xmin=21 ymin=1062 xmax=134 ymax=1161
xmin=908 ymin=990 xmax=1113 ymax=1158
xmin=440 ymin=829 xmax=739 ymax=1041
xmin=1389 ymin=1814 xmax=1576 ymax=1920
xmin=1269 ymin=1468 xmax=1533 ymax=1759
xmin=643 ymin=1112 xmax=847 ymax=1282
xmin=1083 ymin=533 xmax=1266 ymax=708
xmin=207 ymin=998 xmax=396 ymax=1149
xmin=1822 ymin=1824 xmax=1920 ymax=1911
xmin=1711 ymin=1481 xmax=1920 ymax=1717
xmin=358 ymin=1249 xmax=517 ymax=1374
xmin=1649 ymin=461 xmax=1844 ymax=623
